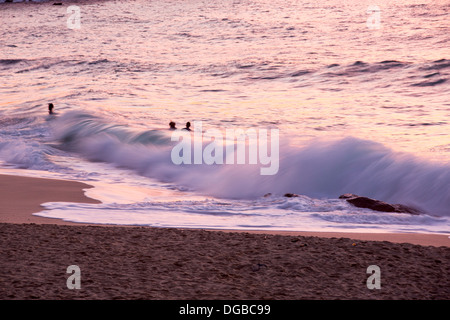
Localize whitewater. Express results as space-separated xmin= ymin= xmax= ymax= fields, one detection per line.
xmin=0 ymin=0 xmax=449 ymax=234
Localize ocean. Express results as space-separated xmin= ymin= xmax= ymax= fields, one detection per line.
xmin=0 ymin=0 xmax=449 ymax=234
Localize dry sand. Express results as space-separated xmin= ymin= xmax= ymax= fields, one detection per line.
xmin=0 ymin=173 xmax=449 ymax=300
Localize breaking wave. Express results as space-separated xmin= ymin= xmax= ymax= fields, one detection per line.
xmin=40 ymin=111 xmax=450 ymax=217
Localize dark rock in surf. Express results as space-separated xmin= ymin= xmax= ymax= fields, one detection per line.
xmin=284 ymin=193 xmax=299 ymax=198
xmin=339 ymin=194 xmax=422 ymax=215
xmin=340 ymin=194 xmax=396 ymax=212
xmin=391 ymin=203 xmax=423 ymax=215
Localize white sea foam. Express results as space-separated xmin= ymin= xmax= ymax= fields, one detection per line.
xmin=1 ymin=109 xmax=448 ymax=234
xmin=35 ymin=194 xmax=450 ymax=234
xmin=44 ymin=111 xmax=450 ymax=217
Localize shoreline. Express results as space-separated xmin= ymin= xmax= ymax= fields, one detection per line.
xmin=0 ymin=173 xmax=101 ymax=226
xmin=1 ymin=172 xmax=449 ymax=300
xmin=0 ymin=173 xmax=448 ymax=247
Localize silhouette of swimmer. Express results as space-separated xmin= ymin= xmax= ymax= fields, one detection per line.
xmin=182 ymin=122 xmax=191 ymax=131
xmin=48 ymin=103 xmax=54 ymax=115
xmin=169 ymin=121 xmax=177 ymax=130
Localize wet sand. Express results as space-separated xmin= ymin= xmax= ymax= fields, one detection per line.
xmin=0 ymin=174 xmax=101 ymax=225
xmin=0 ymin=173 xmax=449 ymax=299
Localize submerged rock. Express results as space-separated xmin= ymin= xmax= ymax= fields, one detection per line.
xmin=284 ymin=193 xmax=299 ymax=198
xmin=339 ymin=194 xmax=422 ymax=215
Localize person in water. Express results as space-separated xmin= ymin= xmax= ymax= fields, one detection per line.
xmin=169 ymin=121 xmax=177 ymax=130
xmin=182 ymin=122 xmax=191 ymax=131
xmin=48 ymin=103 xmax=54 ymax=114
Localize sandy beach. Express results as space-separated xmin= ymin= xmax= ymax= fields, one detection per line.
xmin=0 ymin=174 xmax=101 ymax=225
xmin=0 ymin=173 xmax=449 ymax=300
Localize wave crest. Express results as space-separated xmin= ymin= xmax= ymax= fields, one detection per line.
xmin=47 ymin=111 xmax=450 ymax=217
